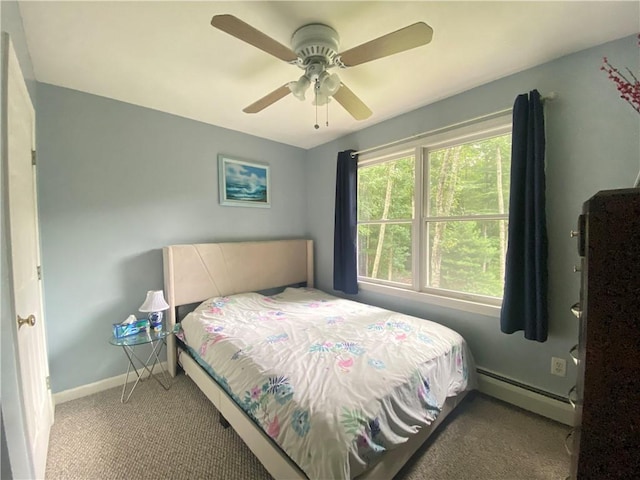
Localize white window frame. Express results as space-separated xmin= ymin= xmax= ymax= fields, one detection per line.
xmin=357 ymin=113 xmax=512 ymax=317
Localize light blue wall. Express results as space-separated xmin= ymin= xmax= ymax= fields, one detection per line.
xmin=36 ymin=84 xmax=308 ymax=392
xmin=305 ymin=35 xmax=640 ymax=398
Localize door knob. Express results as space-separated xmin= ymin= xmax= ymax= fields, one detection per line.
xmin=570 ymin=302 xmax=582 ymax=319
xmin=17 ymin=314 xmax=36 ymax=329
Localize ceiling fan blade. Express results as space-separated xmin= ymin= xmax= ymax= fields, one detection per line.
xmin=338 ymin=22 xmax=433 ymax=67
xmin=333 ymin=84 xmax=372 ymax=121
xmin=243 ymin=85 xmax=292 ymax=114
xmin=211 ymin=14 xmax=298 ymax=63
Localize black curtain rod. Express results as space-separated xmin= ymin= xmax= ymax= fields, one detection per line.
xmin=350 ymin=92 xmax=558 ymax=158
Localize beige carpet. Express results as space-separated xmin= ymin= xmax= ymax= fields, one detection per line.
xmin=46 ymin=374 xmax=571 ymax=479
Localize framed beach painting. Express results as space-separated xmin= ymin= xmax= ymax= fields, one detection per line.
xmin=218 ymin=155 xmax=271 ymax=208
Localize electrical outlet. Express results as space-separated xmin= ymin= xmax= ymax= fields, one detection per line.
xmin=551 ymin=357 xmax=567 ymax=377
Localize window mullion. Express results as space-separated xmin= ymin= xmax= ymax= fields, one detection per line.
xmin=415 ymin=146 xmax=425 ymax=292
xmin=357 ymin=218 xmax=413 ymax=226
xmin=425 ymin=214 xmax=509 ymax=222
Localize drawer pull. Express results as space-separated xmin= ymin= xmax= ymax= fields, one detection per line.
xmin=570 ymin=302 xmax=582 ymax=319
xmin=568 ymin=385 xmax=578 ymax=410
xmin=569 ymin=344 xmax=579 ymax=365
xmin=564 ymin=428 xmax=575 ymax=455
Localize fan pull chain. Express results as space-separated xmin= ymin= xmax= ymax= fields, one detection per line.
xmin=314 ymin=80 xmax=320 ymax=130
xmin=326 ymin=101 xmax=329 ymax=127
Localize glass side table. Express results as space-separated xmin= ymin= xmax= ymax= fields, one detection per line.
xmin=109 ymin=329 xmax=172 ymax=403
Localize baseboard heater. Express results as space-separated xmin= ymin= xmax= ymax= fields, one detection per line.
xmin=476 ymin=368 xmax=575 ymax=426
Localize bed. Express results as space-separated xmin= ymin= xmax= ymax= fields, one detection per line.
xmin=163 ymin=239 xmax=475 ymax=479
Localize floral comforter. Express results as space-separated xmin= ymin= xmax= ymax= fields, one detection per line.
xmin=180 ymin=287 xmax=474 ymax=479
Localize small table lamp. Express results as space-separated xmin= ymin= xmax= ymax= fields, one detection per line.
xmin=139 ymin=290 xmax=170 ymax=332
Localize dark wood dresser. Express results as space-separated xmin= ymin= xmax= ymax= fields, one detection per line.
xmin=569 ymin=188 xmax=640 ymax=479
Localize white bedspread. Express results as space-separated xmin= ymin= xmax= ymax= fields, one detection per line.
xmin=180 ymin=287 xmax=474 ymax=479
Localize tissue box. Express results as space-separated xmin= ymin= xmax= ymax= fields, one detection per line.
xmin=112 ymin=319 xmax=149 ymax=339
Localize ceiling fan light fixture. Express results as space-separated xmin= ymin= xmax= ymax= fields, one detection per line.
xmin=318 ymin=72 xmax=341 ymax=97
xmin=288 ymin=75 xmax=310 ymax=101
xmin=312 ymin=91 xmax=332 ymax=107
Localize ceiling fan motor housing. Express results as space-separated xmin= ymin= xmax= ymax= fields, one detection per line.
xmin=291 ymin=24 xmax=340 ymax=69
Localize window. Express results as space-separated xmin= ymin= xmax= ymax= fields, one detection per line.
xmin=358 ymin=153 xmax=415 ymax=285
xmin=357 ymin=115 xmax=511 ymax=310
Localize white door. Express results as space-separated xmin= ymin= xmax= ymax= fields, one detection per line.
xmin=3 ymin=35 xmax=54 ymax=479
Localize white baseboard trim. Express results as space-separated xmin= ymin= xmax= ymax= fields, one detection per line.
xmin=476 ymin=369 xmax=576 ymax=426
xmin=53 ymin=361 xmax=169 ymax=405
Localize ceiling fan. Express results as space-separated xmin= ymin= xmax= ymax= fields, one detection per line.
xmin=211 ymin=14 xmax=434 ymax=123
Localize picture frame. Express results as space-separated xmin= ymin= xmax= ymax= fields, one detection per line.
xmin=218 ymin=155 xmax=271 ymax=208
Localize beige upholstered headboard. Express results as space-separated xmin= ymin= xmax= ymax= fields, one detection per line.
xmin=162 ymin=239 xmax=314 ymax=376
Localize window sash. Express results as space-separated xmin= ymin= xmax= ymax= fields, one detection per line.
xmin=358 ymin=153 xmax=416 ymax=223
xmin=423 ymin=218 xmax=508 ymax=300
xmin=357 ymin=221 xmax=413 ymax=286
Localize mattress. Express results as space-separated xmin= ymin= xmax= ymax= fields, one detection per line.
xmin=180 ymin=287 xmax=475 ymax=479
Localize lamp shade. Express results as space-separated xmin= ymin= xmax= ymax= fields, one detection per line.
xmin=318 ymin=72 xmax=341 ymax=97
xmin=139 ymin=290 xmax=169 ymax=312
xmin=288 ymin=75 xmax=311 ymax=101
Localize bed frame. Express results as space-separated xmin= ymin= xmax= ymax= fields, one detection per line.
xmin=163 ymin=239 xmax=467 ymax=479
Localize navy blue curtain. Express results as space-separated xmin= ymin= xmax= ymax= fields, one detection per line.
xmin=500 ymin=90 xmax=548 ymax=342
xmin=333 ymin=149 xmax=359 ymax=294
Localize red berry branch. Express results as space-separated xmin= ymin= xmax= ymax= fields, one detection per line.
xmin=601 ymin=35 xmax=640 ymax=114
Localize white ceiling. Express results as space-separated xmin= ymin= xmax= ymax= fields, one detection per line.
xmin=19 ymin=1 xmax=640 ymax=150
